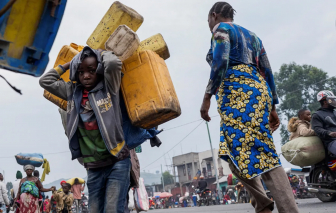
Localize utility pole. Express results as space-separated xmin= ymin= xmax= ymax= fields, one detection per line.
xmin=161 ymin=164 xmax=165 ymax=192
xmin=206 ymin=122 xmax=222 ymax=199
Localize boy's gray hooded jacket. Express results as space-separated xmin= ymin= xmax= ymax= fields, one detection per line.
xmin=39 ymin=47 xmax=125 ymax=160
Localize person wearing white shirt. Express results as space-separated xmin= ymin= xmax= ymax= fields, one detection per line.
xmin=0 ymin=173 xmax=10 ymax=212
xmin=12 ymin=171 xmax=23 ymax=198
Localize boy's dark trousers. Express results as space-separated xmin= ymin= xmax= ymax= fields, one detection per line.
xmin=87 ymin=158 xmax=131 ymax=213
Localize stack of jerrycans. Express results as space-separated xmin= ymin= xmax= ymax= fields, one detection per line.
xmin=44 ymin=1 xmax=181 ymax=129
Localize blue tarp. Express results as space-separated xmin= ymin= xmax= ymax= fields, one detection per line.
xmin=15 ymin=153 xmax=44 ymax=167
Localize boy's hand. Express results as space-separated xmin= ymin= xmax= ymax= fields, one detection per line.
xmin=62 ymin=62 xmax=70 ymax=70
xmin=329 ymin=132 xmax=336 ymax=138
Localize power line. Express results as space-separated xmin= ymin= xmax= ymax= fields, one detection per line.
xmin=163 ymin=115 xmax=219 ymax=131
xmin=143 ymin=120 xmax=204 ymax=169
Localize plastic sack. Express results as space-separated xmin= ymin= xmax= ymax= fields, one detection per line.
xmin=281 ymin=136 xmax=325 ymax=167
xmin=128 ymin=188 xmax=135 ymax=210
xmin=134 ymin=178 xmax=149 ymax=211
xmin=15 ymin=153 xmax=44 ymax=167
xmin=66 ymin=177 xmax=85 ymax=185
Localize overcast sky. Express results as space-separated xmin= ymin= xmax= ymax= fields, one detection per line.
xmin=1 ymin=0 xmax=336 ymax=184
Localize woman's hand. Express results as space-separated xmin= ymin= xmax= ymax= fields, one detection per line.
xmin=62 ymin=62 xmax=70 ymax=70
xmin=269 ymin=104 xmax=280 ymax=132
xmin=201 ymin=93 xmax=212 ymax=122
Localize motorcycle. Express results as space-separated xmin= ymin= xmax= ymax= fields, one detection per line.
xmin=306 ymin=157 xmax=336 ymax=202
xmin=238 ymin=187 xmax=250 ymax=203
xmin=195 ymin=188 xmax=212 ymax=206
xmin=80 ymin=199 xmax=89 ymax=213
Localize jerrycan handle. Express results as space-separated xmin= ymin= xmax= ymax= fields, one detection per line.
xmin=70 ymin=43 xmax=84 ymax=52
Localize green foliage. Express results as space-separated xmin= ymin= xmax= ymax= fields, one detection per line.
xmin=274 ymin=62 xmax=336 ymax=145
xmin=161 ymin=171 xmax=174 ymax=185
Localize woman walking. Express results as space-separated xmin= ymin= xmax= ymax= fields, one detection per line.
xmin=43 ymin=196 xmax=51 ymax=213
xmin=15 ymin=165 xmax=55 ymax=213
xmin=200 ymin=2 xmax=299 ymax=213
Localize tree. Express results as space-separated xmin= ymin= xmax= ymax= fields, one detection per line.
xmin=274 ymin=62 xmax=336 ymax=145
xmin=161 ymin=171 xmax=174 ymax=185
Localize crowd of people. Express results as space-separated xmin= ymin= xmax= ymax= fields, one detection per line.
xmin=0 ymin=169 xmax=87 ymax=213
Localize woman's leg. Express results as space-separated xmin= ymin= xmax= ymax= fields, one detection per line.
xmin=229 ymin=163 xmax=274 ymax=213
xmin=261 ymin=167 xmax=299 ymax=213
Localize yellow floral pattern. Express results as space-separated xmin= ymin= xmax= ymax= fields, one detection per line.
xmin=216 ymin=64 xmax=281 ymax=179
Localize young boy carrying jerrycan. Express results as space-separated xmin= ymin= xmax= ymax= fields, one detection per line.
xmin=40 ymin=47 xmax=130 ymax=213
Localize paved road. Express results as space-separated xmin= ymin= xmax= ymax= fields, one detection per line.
xmin=150 ymin=198 xmax=336 ymax=213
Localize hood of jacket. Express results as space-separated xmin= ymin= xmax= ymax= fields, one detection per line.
xmin=288 ymin=117 xmax=311 ymax=132
xmin=69 ymin=46 xmax=104 ymax=82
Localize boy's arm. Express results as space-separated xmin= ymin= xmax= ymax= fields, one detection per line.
xmin=39 ymin=64 xmax=71 ymax=100
xmin=98 ymin=51 xmax=122 ymax=95
xmin=311 ymin=114 xmax=332 ymax=139
xmin=297 ymin=123 xmax=315 ymax=137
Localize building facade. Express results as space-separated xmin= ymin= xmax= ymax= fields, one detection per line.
xmin=172 ymin=149 xmax=231 ymax=188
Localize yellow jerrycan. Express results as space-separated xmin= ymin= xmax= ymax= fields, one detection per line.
xmin=86 ymin=1 xmax=144 ymax=50
xmin=121 ymin=50 xmax=181 ymax=129
xmin=136 ymin=34 xmax=170 ymax=60
xmin=43 ymin=43 xmax=84 ymax=111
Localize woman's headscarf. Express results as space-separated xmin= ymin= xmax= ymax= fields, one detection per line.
xmin=23 ymin=164 xmax=35 ymax=172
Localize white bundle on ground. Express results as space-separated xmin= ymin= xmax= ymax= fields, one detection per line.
xmin=281 ymin=136 xmax=325 ymax=167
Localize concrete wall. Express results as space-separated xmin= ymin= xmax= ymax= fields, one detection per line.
xmin=198 ymin=149 xmax=231 ymax=178
xmin=173 ymin=152 xmax=199 ymax=184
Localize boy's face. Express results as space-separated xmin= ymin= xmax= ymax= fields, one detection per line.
xmin=301 ymin=110 xmax=312 ymax=122
xmin=78 ymin=56 xmax=99 ymax=91
xmin=62 ymin=185 xmax=70 ymax=194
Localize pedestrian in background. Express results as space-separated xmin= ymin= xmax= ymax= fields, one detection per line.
xmin=288 ymin=109 xmax=315 ymax=141
xmin=12 ymin=171 xmax=22 ymax=199
xmin=52 ymin=183 xmax=74 ymax=213
xmin=200 ymin=2 xmax=299 ymax=213
xmin=71 ymin=178 xmax=85 ymax=213
xmin=15 ymin=165 xmax=54 ymax=213
xmin=0 ymin=173 xmax=10 ymax=213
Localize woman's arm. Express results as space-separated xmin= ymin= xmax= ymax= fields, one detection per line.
xmin=14 ymin=179 xmax=24 ymax=201
xmin=269 ymin=104 xmax=280 ymax=132
xmin=39 ymin=62 xmax=71 ymax=100
xmin=36 ymin=180 xmax=54 ymax=192
xmin=201 ymin=26 xmax=230 ymax=121
xmin=258 ymin=44 xmax=279 ymax=105
xmin=206 ymin=27 xmax=231 ymax=95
